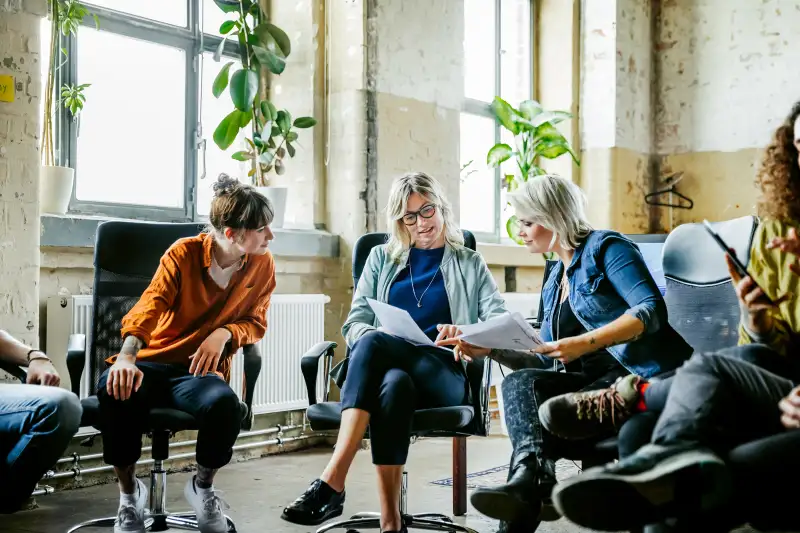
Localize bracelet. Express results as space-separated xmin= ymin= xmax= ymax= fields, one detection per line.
xmin=26 ymin=349 xmax=50 ymax=363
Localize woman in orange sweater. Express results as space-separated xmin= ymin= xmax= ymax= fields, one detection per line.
xmin=97 ymin=174 xmax=276 ymax=533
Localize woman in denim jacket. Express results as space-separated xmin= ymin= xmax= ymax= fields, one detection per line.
xmin=438 ymin=174 xmax=692 ymax=532
xmin=281 ymin=172 xmax=507 ymax=533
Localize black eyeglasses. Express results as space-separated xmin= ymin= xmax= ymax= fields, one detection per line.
xmin=402 ymin=204 xmax=437 ymax=226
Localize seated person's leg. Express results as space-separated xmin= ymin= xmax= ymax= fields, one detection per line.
xmin=168 ymin=368 xmax=242 ymax=532
xmin=552 ymin=353 xmax=794 ymax=531
xmin=0 ymin=384 xmax=81 ymax=514
xmin=617 ymin=411 xmax=659 ymax=458
xmin=282 ymin=330 xmax=407 ymax=525
xmin=470 ymin=368 xmax=589 ymax=529
xmin=97 ymin=362 xmax=168 ymax=533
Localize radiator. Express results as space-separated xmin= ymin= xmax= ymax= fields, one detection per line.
xmin=46 ymin=294 xmax=330 ymax=414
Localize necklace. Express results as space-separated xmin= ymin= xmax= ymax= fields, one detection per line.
xmin=408 ymin=254 xmax=442 ymax=308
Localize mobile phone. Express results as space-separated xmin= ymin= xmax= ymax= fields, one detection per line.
xmin=702 ymin=220 xmax=750 ymax=279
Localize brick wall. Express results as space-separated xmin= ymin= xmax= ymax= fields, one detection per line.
xmin=0 ymin=0 xmax=45 ymax=351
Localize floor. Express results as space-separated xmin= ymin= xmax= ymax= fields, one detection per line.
xmin=1 ymin=435 xmax=598 ymax=533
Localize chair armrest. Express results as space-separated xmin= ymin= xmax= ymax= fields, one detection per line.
xmin=0 ymin=360 xmax=26 ymax=384
xmin=66 ymin=334 xmax=87 ymax=396
xmin=301 ymin=341 xmax=337 ymax=406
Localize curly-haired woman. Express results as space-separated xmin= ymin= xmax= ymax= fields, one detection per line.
xmin=544 ymin=102 xmax=800 ymax=531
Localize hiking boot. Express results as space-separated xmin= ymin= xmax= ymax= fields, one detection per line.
xmin=552 ymin=443 xmax=731 ymax=531
xmin=539 ymin=374 xmax=642 ymax=440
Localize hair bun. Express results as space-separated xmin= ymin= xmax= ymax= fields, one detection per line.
xmin=212 ymin=173 xmax=241 ymax=197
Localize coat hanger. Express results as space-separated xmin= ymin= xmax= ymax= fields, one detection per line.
xmin=644 ymin=171 xmax=694 ymax=210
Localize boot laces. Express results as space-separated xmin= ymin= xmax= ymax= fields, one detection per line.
xmin=575 ymin=377 xmax=639 ymax=426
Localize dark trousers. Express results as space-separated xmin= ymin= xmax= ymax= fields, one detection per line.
xmin=0 ymin=384 xmax=82 ymax=513
xmin=501 ymin=353 xmax=629 ymax=462
xmin=619 ymin=343 xmax=800 ymax=457
xmin=651 ymin=350 xmax=795 ymax=452
xmin=97 ymin=361 xmax=242 ymax=469
xmin=340 ymin=331 xmax=469 ymax=465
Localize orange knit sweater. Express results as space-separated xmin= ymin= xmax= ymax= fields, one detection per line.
xmin=110 ymin=233 xmax=276 ymax=382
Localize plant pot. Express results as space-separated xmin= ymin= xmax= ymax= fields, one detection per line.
xmin=40 ymin=165 xmax=75 ymax=215
xmin=255 ymin=186 xmax=287 ymax=229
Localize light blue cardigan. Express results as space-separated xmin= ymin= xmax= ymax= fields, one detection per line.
xmin=342 ymin=242 xmax=509 ymax=350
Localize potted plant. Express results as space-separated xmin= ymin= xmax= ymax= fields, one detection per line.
xmin=210 ymin=0 xmax=317 ymax=228
xmin=486 ymin=97 xmax=579 ymax=244
xmin=40 ymin=0 xmax=96 ymax=215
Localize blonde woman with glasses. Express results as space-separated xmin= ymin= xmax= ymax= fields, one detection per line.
xmin=281 ymin=172 xmax=508 ymax=533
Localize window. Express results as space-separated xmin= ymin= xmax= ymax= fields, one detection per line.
xmin=460 ymin=0 xmax=533 ymax=242
xmin=50 ymin=1 xmax=298 ymax=221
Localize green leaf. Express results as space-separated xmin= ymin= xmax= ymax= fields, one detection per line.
xmin=286 ymin=131 xmax=298 ymax=142
xmin=239 ymin=112 xmax=252 ymax=128
xmin=275 ymin=159 xmax=286 ymax=175
xmin=276 ymin=147 xmax=286 ymax=158
xmin=252 ymin=45 xmax=286 ymax=75
xmin=505 ymin=174 xmax=519 ymax=192
xmin=505 ymin=216 xmax=525 ymax=245
xmin=276 ymin=110 xmax=291 ymax=134
xmin=212 ymin=62 xmax=234 ymax=98
xmin=213 ymin=109 xmax=244 ymax=150
xmin=213 ymin=0 xmax=241 ymax=13
xmin=214 ymin=35 xmax=228 ymax=62
xmin=219 ymin=20 xmax=236 ymax=35
xmin=293 ymin=117 xmax=317 ymax=128
xmin=487 ymin=143 xmax=513 ymax=167
xmin=92 ymin=13 xmax=100 ymax=29
xmin=254 ymin=22 xmax=292 ymax=58
xmin=259 ymin=151 xmax=274 ymax=164
xmin=260 ymin=100 xmax=277 ymax=122
xmin=490 ymin=96 xmax=521 ymax=135
xmin=519 ymin=100 xmax=544 ymax=121
xmin=229 ymin=69 xmax=258 ymax=112
xmin=287 ymin=143 xmax=296 ymax=157
xmin=232 ymin=151 xmax=254 ymax=161
xmin=530 ymin=110 xmax=572 ymax=129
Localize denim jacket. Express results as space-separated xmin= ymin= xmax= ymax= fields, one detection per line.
xmin=342 ymin=243 xmax=508 ymax=358
xmin=537 ymin=230 xmax=691 ymax=378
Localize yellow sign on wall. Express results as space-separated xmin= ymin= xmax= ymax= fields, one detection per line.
xmin=0 ymin=75 xmax=15 ymax=103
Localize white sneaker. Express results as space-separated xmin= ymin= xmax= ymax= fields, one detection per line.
xmin=183 ymin=476 xmax=231 ymax=533
xmin=114 ymin=478 xmax=148 ymax=533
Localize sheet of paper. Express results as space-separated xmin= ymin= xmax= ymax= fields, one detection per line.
xmin=366 ymin=298 xmax=441 ymax=348
xmin=458 ymin=312 xmax=545 ymax=351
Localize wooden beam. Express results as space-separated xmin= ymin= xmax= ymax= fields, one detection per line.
xmin=452 ymin=436 xmax=467 ymax=516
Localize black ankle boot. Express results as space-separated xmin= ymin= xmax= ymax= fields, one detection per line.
xmin=281 ymin=479 xmax=345 ymax=525
xmin=537 ymin=458 xmax=560 ymax=522
xmin=471 ymin=453 xmax=543 ymax=523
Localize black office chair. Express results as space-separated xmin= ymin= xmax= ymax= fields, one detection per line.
xmin=299 ymin=230 xmax=485 ymax=533
xmin=65 ymin=220 xmax=263 ymax=533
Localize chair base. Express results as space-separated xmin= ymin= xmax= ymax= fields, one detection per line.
xmin=66 ymin=512 xmax=236 ymax=532
xmin=316 ymin=512 xmax=478 ymax=533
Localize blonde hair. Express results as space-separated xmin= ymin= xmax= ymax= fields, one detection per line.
xmin=385 ymin=172 xmax=463 ymax=260
xmin=508 ymin=174 xmax=593 ymax=250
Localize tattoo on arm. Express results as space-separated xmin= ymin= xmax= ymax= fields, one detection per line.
xmin=120 ymin=335 xmax=144 ymax=358
xmin=589 ymin=337 xmax=596 ymax=345
xmin=600 ymin=332 xmax=643 ymax=351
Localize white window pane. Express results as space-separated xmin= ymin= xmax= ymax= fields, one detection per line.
xmin=197 ymin=53 xmax=252 ymax=216
xmin=203 ymin=0 xmax=235 ymax=37
xmin=500 ymin=0 xmax=532 ymax=106
xmin=464 ymin=0 xmax=496 ymax=102
xmin=86 ymin=0 xmax=187 ymax=26
xmin=75 ymin=28 xmax=186 ymax=208
xmin=460 ymin=113 xmax=497 ymax=234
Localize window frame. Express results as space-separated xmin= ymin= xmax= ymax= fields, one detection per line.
xmin=461 ymin=0 xmax=535 ymax=243
xmin=55 ymin=1 xmax=240 ymax=222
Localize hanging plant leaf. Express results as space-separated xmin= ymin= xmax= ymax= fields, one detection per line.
xmin=252 ymin=45 xmax=286 ymax=75
xmin=213 ymin=0 xmax=241 ymax=13
xmin=287 ymin=143 xmax=296 ymax=157
xmin=260 ymin=100 xmax=277 ymax=122
xmin=219 ymin=20 xmax=236 ymax=35
xmin=229 ymin=69 xmax=258 ymax=112
xmin=487 ymin=143 xmax=513 ymax=167
xmin=293 ymin=117 xmax=317 ymax=128
xmin=232 ymin=151 xmax=254 ymax=161
xmin=276 ymin=111 xmax=291 ymax=134
xmin=212 ymin=62 xmax=234 ymax=98
xmin=254 ymin=22 xmax=292 ymax=58
xmin=213 ymin=110 xmax=244 ymax=150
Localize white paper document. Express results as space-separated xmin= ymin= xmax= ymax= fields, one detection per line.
xmin=366 ymin=298 xmax=445 ymax=349
xmin=457 ymin=312 xmax=545 ymax=351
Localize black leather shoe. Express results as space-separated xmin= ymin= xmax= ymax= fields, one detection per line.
xmin=281 ymin=479 xmax=345 ymax=525
xmin=471 ymin=453 xmax=542 ymax=523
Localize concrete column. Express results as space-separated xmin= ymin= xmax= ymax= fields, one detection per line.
xmin=0 ymin=0 xmax=45 ymax=352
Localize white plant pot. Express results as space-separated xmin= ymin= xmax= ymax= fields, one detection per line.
xmin=255 ymin=186 xmax=287 ymax=229
xmin=40 ymin=165 xmax=75 ymax=215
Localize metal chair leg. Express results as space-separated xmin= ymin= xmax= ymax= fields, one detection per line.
xmin=409 ymin=517 xmax=480 ymax=533
xmin=413 ymin=512 xmax=453 ymax=522
xmin=316 ymin=517 xmax=382 ymax=532
xmin=350 ymin=511 xmax=381 ymax=519
xmin=164 ymin=515 xmax=199 ymax=530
